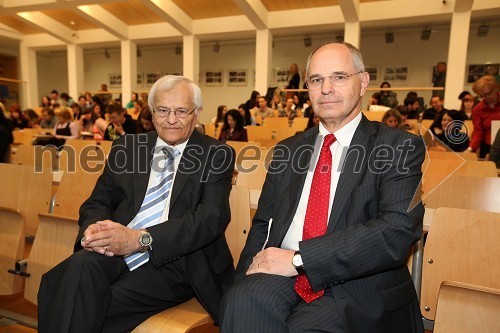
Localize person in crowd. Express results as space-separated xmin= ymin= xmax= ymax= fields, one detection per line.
xmin=84 ymin=105 xmax=107 ymax=140
xmin=99 ymin=83 xmax=113 ymax=106
xmin=292 ymin=93 xmax=303 ymax=111
xmin=278 ymin=97 xmax=297 ymax=122
xmin=10 ymin=105 xmax=29 ymax=129
xmin=218 ymin=109 xmax=248 ymax=142
xmin=489 ymin=130 xmax=500 ymax=168
xmin=459 ymin=94 xmax=475 ymax=120
xmin=368 ymin=92 xmax=390 ymax=112
xmin=78 ymin=95 xmax=90 ymax=112
xmin=50 ymin=90 xmax=63 ymax=107
xmin=305 ymin=108 xmax=319 ymax=130
xmin=221 ymin=42 xmax=424 ymax=332
xmin=286 ymin=63 xmax=300 ymax=89
xmin=103 ymin=104 xmax=138 ymax=141
xmin=379 ymin=81 xmax=398 ymax=108
xmin=38 ymin=75 xmax=235 ymax=332
xmin=271 ymin=94 xmax=284 ymax=113
xmin=238 ymin=103 xmax=255 ymax=126
xmin=25 ymin=109 xmax=40 ymax=128
xmin=403 ymin=95 xmax=421 ymax=120
xmin=92 ymin=98 xmax=105 ymax=119
xmin=125 ymin=92 xmax=139 ymax=109
xmin=84 ymin=91 xmax=93 ymax=105
xmin=0 ymin=106 xmax=13 ymax=163
xmin=302 ymin=96 xmax=312 ymax=117
xmin=49 ymin=108 xmax=80 ymax=147
xmin=60 ymin=93 xmax=74 ymax=107
xmin=212 ymin=105 xmax=227 ymax=127
xmin=433 ymin=61 xmax=446 ymax=98
xmin=133 ymin=100 xmax=143 ymax=116
xmin=382 ymin=108 xmax=401 ymax=128
xmin=137 ymin=106 xmax=155 ymax=133
xmin=396 ymin=106 xmax=415 ymax=133
xmin=245 ymin=90 xmax=260 ymax=112
xmin=70 ymin=102 xmax=83 ymax=121
xmin=430 ymin=109 xmax=470 ymax=152
xmin=41 ymin=95 xmax=52 ymax=108
xmin=39 ymin=107 xmax=57 ymax=129
xmin=422 ymin=95 xmax=447 ymax=120
xmin=467 ymin=75 xmax=500 ymax=157
xmin=252 ymin=96 xmax=273 ymax=119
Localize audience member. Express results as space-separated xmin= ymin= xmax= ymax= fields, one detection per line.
xmin=245 ymin=90 xmax=260 ymax=112
xmin=25 ymin=109 xmax=40 ymax=128
xmin=39 ymin=107 xmax=57 ymax=129
xmin=271 ymin=94 xmax=284 ymax=112
xmin=430 ymin=110 xmax=470 ymax=152
xmin=433 ymin=61 xmax=446 ymax=98
xmin=137 ymin=106 xmax=155 ymax=133
xmin=286 ymin=63 xmax=300 ymax=89
xmin=60 ymin=93 xmax=74 ymax=107
xmin=51 ymin=108 xmax=79 ymax=147
xmin=50 ymin=90 xmax=63 ymax=107
xmin=422 ymin=95 xmax=447 ymax=120
xmin=305 ymin=109 xmax=319 ymax=130
xmin=70 ymin=102 xmax=83 ymax=120
xmin=382 ymin=108 xmax=401 ymax=128
xmin=99 ymin=83 xmax=113 ymax=106
xmin=368 ymin=92 xmax=390 ymax=111
xmin=212 ymin=105 xmax=227 ymax=126
xmin=221 ymin=42 xmax=424 ymax=332
xmin=41 ymin=95 xmax=52 ymax=108
xmin=0 ymin=107 xmax=13 ymax=163
xmin=252 ymin=96 xmax=273 ymax=119
xmin=125 ymin=92 xmax=139 ymax=109
xmin=278 ymin=97 xmax=297 ymax=122
xmin=292 ymin=93 xmax=303 ymax=111
xmin=379 ymin=81 xmax=398 ymax=107
xmin=403 ymin=95 xmax=421 ymax=119
xmin=459 ymin=94 xmax=475 ymax=120
xmin=467 ymin=75 xmax=500 ymax=157
xmin=10 ymin=105 xmax=29 ymax=129
xmin=397 ymin=106 xmax=415 ymax=132
xmin=238 ymin=103 xmax=255 ymax=126
xmin=103 ymin=104 xmax=137 ymax=141
xmin=38 ymin=75 xmax=236 ymax=332
xmin=489 ymin=129 xmax=500 ymax=168
xmin=218 ymin=109 xmax=248 ymax=142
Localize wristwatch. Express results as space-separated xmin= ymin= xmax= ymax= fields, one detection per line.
xmin=292 ymin=251 xmax=305 ymax=275
xmin=139 ymin=229 xmax=153 ymax=252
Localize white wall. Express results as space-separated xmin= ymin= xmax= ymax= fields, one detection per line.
xmin=33 ymin=24 xmax=500 ymax=122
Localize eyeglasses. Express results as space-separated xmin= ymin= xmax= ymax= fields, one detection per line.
xmin=306 ymin=71 xmax=363 ymax=90
xmin=154 ymin=106 xmax=197 ymax=118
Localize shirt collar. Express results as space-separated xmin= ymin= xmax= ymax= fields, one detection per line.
xmin=318 ymin=111 xmax=362 ymax=147
xmin=155 ymin=136 xmax=188 ymax=157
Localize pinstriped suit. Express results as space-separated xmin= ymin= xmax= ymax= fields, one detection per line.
xmin=222 ymin=115 xmax=424 ymax=332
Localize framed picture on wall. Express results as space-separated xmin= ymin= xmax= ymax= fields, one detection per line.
xmin=273 ymin=68 xmax=289 ymax=87
xmin=227 ymin=69 xmax=248 ymax=86
xmin=467 ymin=64 xmax=499 ymax=83
xmin=383 ymin=66 xmax=409 ymax=82
xmin=109 ymin=73 xmax=122 ymax=88
xmin=204 ymin=70 xmax=223 ymax=86
xmin=137 ymin=73 xmax=144 ymax=87
xmin=365 ymin=66 xmax=379 ymax=82
xmin=145 ymin=71 xmax=163 ymax=86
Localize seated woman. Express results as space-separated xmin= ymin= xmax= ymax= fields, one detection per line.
xmin=430 ymin=109 xmax=470 ymax=152
xmin=382 ymin=109 xmax=401 ymax=128
xmin=218 ymin=109 xmax=248 ymax=143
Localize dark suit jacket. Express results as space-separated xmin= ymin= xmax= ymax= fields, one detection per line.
xmin=237 ymin=115 xmax=425 ymax=332
xmin=76 ymin=130 xmax=236 ymax=323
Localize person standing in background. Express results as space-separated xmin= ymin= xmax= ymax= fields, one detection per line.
xmin=432 ymin=61 xmax=446 ymax=98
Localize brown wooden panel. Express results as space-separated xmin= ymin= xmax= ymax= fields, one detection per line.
xmin=42 ymin=8 xmax=99 ymax=30
xmin=261 ymin=0 xmax=338 ymax=11
xmin=101 ymin=0 xmax=165 ymax=25
xmin=0 ymin=15 xmax=43 ymax=34
xmin=171 ymin=0 xmax=242 ymax=19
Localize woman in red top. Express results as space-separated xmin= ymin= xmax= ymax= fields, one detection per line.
xmin=218 ymin=109 xmax=248 ymax=143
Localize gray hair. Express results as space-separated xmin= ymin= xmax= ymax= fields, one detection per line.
xmin=148 ymin=75 xmax=202 ymax=112
xmin=305 ymin=42 xmax=365 ymax=79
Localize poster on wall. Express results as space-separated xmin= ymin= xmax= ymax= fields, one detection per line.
xmin=146 ymin=71 xmax=163 ymax=86
xmin=227 ymin=69 xmax=248 ymax=86
xmin=365 ymin=66 xmax=379 ymax=82
xmin=137 ymin=73 xmax=144 ymax=87
xmin=273 ymin=68 xmax=290 ymax=87
xmin=467 ymin=64 xmax=499 ymax=83
xmin=204 ymin=70 xmax=223 ymax=86
xmin=109 ymin=73 xmax=122 ymax=88
xmin=383 ymin=66 xmax=409 ymax=82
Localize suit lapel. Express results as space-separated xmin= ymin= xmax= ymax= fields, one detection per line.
xmin=133 ymin=132 xmax=157 ymax=212
xmin=327 ymin=115 xmax=377 ymax=232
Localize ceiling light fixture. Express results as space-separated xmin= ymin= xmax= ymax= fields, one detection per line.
xmin=175 ymin=44 xmax=182 ymax=55
xmin=385 ymin=32 xmax=394 ymax=44
xmin=303 ymin=36 xmax=312 ymax=47
xmin=104 ymin=49 xmax=110 ymax=59
xmin=421 ymin=28 xmax=431 ymax=41
xmin=477 ymin=23 xmax=489 ymax=37
xmin=137 ymin=48 xmax=142 ymax=57
xmin=213 ymin=41 xmax=220 ymax=53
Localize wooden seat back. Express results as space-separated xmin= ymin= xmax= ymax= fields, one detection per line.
xmin=10 ymin=144 xmax=58 ymax=172
xmin=235 ymin=159 xmax=267 ymax=191
xmin=59 ymin=139 xmax=108 ymax=173
xmin=0 ymin=207 xmax=25 ymax=295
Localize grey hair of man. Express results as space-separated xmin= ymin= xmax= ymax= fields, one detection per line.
xmin=305 ymin=42 xmax=366 ymax=80
xmin=148 ymin=75 xmax=203 ymax=113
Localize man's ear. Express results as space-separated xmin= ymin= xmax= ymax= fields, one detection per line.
xmin=360 ymin=72 xmax=370 ymax=96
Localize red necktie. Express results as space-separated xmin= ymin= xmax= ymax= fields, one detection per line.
xmin=294 ymin=134 xmax=336 ymax=303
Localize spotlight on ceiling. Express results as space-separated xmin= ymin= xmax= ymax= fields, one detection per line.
xmin=104 ymin=48 xmax=110 ymax=59
xmin=303 ymin=36 xmax=312 ymax=47
xmin=213 ymin=41 xmax=220 ymax=53
xmin=421 ymin=28 xmax=431 ymax=41
xmin=477 ymin=23 xmax=489 ymax=37
xmin=137 ymin=48 xmax=142 ymax=57
xmin=336 ymin=34 xmax=344 ymax=43
xmin=175 ymin=44 xmax=182 ymax=55
xmin=385 ymin=32 xmax=394 ymax=44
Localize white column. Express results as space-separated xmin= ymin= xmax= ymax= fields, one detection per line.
xmin=67 ymin=44 xmax=84 ymax=101
xmin=183 ymin=34 xmax=200 ymax=84
xmin=19 ymin=41 xmax=38 ymax=109
xmin=344 ymin=21 xmax=361 ymax=49
xmin=121 ymin=40 xmax=137 ymax=108
xmin=445 ymin=11 xmax=471 ymax=110
xmin=255 ymin=29 xmax=272 ymax=94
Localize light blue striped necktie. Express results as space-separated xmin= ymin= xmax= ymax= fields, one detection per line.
xmin=125 ymin=146 xmax=179 ymax=271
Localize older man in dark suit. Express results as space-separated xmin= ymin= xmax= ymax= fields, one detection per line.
xmin=221 ymin=42 xmax=425 ymax=332
xmin=38 ymin=75 xmax=235 ymax=333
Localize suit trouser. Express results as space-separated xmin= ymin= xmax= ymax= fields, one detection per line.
xmin=38 ymin=250 xmax=194 ymax=333
xmin=220 ymin=273 xmax=345 ymax=333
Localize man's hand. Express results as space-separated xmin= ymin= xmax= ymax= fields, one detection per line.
xmin=81 ymin=220 xmax=141 ymax=257
xmin=114 ymin=122 xmax=125 ymax=136
xmin=246 ymin=247 xmax=297 ymax=277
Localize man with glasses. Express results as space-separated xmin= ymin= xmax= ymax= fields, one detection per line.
xmin=38 ymin=75 xmax=236 ymax=332
xmin=467 ymin=75 xmax=500 ymax=158
xmin=221 ymin=42 xmax=424 ymax=332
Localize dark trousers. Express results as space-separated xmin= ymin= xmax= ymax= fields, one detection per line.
xmin=220 ymin=273 xmax=345 ymax=333
xmin=38 ymin=250 xmax=194 ymax=333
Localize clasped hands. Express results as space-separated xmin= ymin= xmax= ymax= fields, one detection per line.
xmin=81 ymin=220 xmax=141 ymax=257
xmin=246 ymin=247 xmax=298 ymax=277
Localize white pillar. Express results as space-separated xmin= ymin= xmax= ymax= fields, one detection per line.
xmin=183 ymin=34 xmax=200 ymax=84
xmin=121 ymin=40 xmax=137 ymax=108
xmin=445 ymin=11 xmax=471 ymax=110
xmin=255 ymin=29 xmax=272 ymax=94
xmin=67 ymin=44 xmax=84 ymax=101
xmin=344 ymin=21 xmax=361 ymax=49
xmin=19 ymin=41 xmax=38 ymax=109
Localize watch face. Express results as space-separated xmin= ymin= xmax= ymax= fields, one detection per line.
xmin=140 ymin=233 xmax=152 ymax=246
xmin=293 ymin=254 xmax=303 ymax=267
